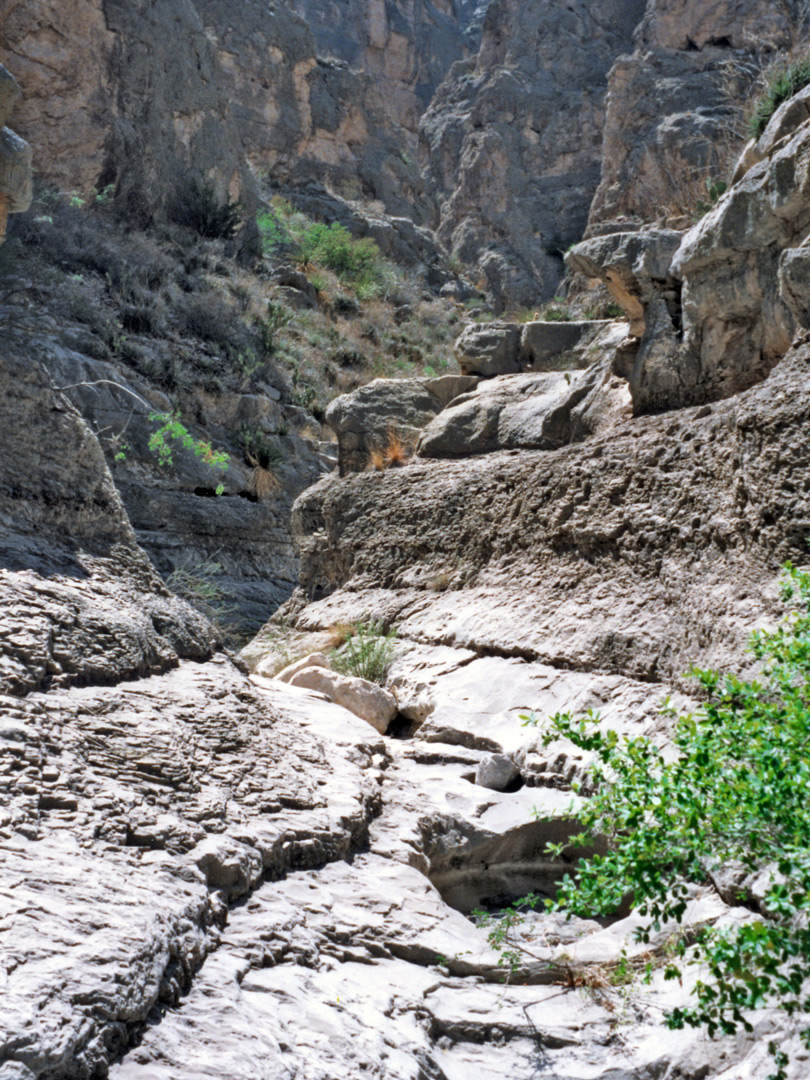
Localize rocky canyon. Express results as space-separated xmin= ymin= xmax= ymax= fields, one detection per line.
xmin=3 ymin=1 xmax=810 ymax=1078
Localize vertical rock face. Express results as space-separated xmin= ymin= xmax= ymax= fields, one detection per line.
xmin=0 ymin=64 xmax=32 ymax=239
xmin=587 ymin=0 xmax=799 ymax=231
xmin=288 ymin=0 xmax=470 ymax=132
xmin=419 ymin=0 xmax=647 ymax=309
xmin=0 ymin=0 xmax=113 ymax=197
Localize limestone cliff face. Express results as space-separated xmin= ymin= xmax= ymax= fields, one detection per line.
xmin=588 ymin=0 xmax=799 ymax=231
xmin=419 ymin=0 xmax=647 ymax=308
xmin=289 ymin=0 xmax=471 ymax=132
xmin=0 ymin=0 xmax=469 ymax=225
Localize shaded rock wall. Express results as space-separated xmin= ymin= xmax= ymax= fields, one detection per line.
xmin=419 ymin=0 xmax=648 ymax=308
xmin=588 ymin=0 xmax=799 ymax=232
xmin=0 ymin=353 xmax=218 ymax=695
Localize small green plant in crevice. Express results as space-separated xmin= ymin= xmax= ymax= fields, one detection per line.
xmin=694 ymin=177 xmax=728 ymax=219
xmin=481 ymin=563 xmax=810 ymax=1080
xmin=148 ymin=411 xmax=230 ymax=494
xmin=166 ymin=559 xmax=237 ymax=640
xmin=750 ymin=53 xmax=810 ymax=139
xmin=331 ymin=620 xmax=397 ymax=685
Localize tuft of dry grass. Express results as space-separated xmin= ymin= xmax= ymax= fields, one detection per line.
xmin=247 ymin=461 xmax=280 ymax=499
xmin=367 ymin=427 xmax=414 ymax=471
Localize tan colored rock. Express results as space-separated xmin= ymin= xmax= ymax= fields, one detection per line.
xmin=275 ymin=652 xmax=331 ymax=683
xmin=0 ymin=1 xmax=115 ymax=196
xmin=289 ymin=666 xmax=398 ymax=733
xmin=587 ymin=1 xmax=798 ymax=233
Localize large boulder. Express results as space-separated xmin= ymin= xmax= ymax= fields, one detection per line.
xmin=418 ymin=345 xmax=629 ymax=459
xmin=326 ymin=376 xmax=478 ymax=474
xmin=454 ymin=322 xmax=522 ymax=377
xmin=288 ymin=666 xmax=398 ymax=733
xmin=519 ymin=320 xmax=612 ymax=371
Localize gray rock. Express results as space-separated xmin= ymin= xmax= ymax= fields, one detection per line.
xmin=475 ymin=753 xmax=519 ymax=791
xmin=454 ymin=322 xmax=522 ymax=377
xmin=0 ymin=353 xmax=218 ymax=694
xmin=418 ymin=336 xmax=629 ymax=458
xmin=566 ymin=230 xmax=682 ymax=337
xmin=779 ymin=242 xmax=810 ymax=328
xmin=0 ymin=65 xmax=32 ymax=237
xmin=519 ymin=320 xmax=609 ymax=371
xmin=420 ymin=0 xmax=646 ymax=307
xmin=325 ymin=378 xmax=457 ymax=475
xmin=587 ymin=1 xmax=797 ymax=232
xmin=417 ymin=372 xmax=580 ymax=457
xmin=275 ymin=651 xmax=332 ymax=683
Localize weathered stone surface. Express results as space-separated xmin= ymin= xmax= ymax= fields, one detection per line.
xmin=0 ymin=6 xmax=114 ymax=197
xmin=282 ymin=344 xmax=810 ymax=692
xmin=325 ymin=376 xmax=477 ymax=475
xmin=418 ymin=331 xmax=630 ymax=458
xmin=0 ymin=65 xmax=32 ymax=237
xmin=0 ymin=353 xmax=217 ymax=694
xmin=454 ymin=322 xmax=521 ymax=377
xmin=416 ymin=372 xmax=582 ymax=457
xmin=567 ymin=230 xmax=682 ymax=336
xmin=275 ymin=651 xmax=331 ymax=684
xmin=518 ymin=320 xmax=603 ymax=371
xmin=288 ymin=666 xmax=398 ymax=733
xmin=27 ymin=343 xmax=324 ymax=634
xmin=587 ymin=0 xmax=799 ymax=232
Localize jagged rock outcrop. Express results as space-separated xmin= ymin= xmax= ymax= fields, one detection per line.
xmin=569 ymin=92 xmax=810 ymax=413
xmin=420 ymin=0 xmax=647 ymax=307
xmin=0 ymin=353 xmax=218 ymax=694
xmin=0 ymin=64 xmax=32 ymax=240
xmin=588 ymin=0 xmax=800 ymax=232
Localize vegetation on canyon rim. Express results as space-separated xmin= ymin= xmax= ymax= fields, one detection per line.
xmin=479 ymin=564 xmax=810 ymax=1080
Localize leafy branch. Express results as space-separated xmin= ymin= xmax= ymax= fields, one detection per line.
xmin=484 ymin=564 xmax=810 ymax=1080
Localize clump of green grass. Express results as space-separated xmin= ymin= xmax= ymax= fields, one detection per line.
xmin=750 ymin=52 xmax=810 ymax=139
xmin=331 ymin=620 xmax=397 ymax=685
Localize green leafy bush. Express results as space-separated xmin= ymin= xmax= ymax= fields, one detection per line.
xmin=507 ymin=563 xmax=810 ymax=1080
xmin=148 ymin=411 xmax=230 ymax=493
xmin=750 ymin=55 xmax=810 ymax=139
xmin=257 ymin=202 xmax=386 ymax=295
xmin=331 ymin=620 xmax=397 ymax=684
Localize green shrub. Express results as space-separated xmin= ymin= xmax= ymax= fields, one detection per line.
xmin=235 ymin=427 xmax=284 ymax=472
xmin=750 ymin=54 xmax=810 ymax=139
xmin=488 ymin=563 xmax=810 ymax=1080
xmin=331 ymin=620 xmax=397 ymax=685
xmin=172 ymin=176 xmax=242 ymax=240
